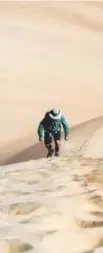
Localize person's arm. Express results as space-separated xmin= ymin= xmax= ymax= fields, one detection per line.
xmin=61 ymin=115 xmax=70 ymax=140
xmin=37 ymin=118 xmax=45 ymax=141
xmin=37 ymin=113 xmax=48 ymax=141
xmin=38 ymin=124 xmax=44 ymax=141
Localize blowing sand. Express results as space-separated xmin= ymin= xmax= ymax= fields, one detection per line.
xmin=0 ymin=1 xmax=103 ymax=253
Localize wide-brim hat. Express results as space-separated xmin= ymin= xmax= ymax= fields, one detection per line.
xmin=49 ymin=108 xmax=61 ymax=119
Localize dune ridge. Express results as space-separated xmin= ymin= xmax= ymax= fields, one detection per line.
xmin=0 ymin=115 xmax=103 ymax=166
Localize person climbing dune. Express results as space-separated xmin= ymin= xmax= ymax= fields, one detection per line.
xmin=37 ymin=108 xmax=70 ymax=158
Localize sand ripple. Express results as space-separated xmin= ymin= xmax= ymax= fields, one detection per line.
xmin=0 ymin=158 xmax=103 ymax=252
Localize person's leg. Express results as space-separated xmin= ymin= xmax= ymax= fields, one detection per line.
xmin=44 ymin=132 xmax=54 ymax=157
xmin=53 ymin=131 xmax=61 ymax=156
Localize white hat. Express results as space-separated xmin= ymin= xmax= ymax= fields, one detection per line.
xmin=49 ymin=108 xmax=61 ymax=119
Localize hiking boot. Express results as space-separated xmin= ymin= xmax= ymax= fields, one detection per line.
xmin=55 ymin=152 xmax=60 ymax=157
xmin=47 ymin=148 xmax=54 ymax=158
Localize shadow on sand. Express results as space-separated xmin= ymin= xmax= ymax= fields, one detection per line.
xmin=1 ymin=142 xmax=46 ymax=166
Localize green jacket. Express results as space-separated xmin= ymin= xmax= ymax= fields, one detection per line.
xmin=38 ymin=111 xmax=69 ymax=139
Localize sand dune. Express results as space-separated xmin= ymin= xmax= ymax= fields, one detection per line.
xmin=1 ymin=116 xmax=103 ymax=253
xmin=1 ymin=115 xmax=103 ymax=166
xmin=0 ymin=1 xmax=103 ymax=152
xmin=1 ymin=1 xmax=103 ymax=253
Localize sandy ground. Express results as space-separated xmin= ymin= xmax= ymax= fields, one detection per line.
xmin=1 ymin=154 xmax=103 ymax=253
xmin=0 ymin=1 xmax=103 ymax=253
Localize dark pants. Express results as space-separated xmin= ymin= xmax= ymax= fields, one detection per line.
xmin=44 ymin=131 xmax=61 ymax=153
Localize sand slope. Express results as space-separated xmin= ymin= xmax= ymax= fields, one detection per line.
xmin=0 ymin=115 xmax=103 ymax=166
xmin=0 ymin=115 xmax=103 ymax=253
xmin=1 ymin=2 xmax=103 ymax=253
xmin=1 ymin=156 xmax=103 ymax=253
xmin=84 ymin=126 xmax=103 ymax=158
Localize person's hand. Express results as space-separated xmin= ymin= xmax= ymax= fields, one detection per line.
xmin=39 ymin=137 xmax=44 ymax=142
xmin=65 ymin=136 xmax=68 ymax=141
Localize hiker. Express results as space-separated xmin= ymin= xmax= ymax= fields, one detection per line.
xmin=37 ymin=108 xmax=69 ymax=157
